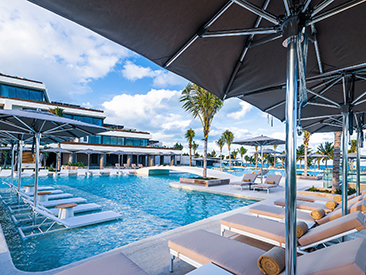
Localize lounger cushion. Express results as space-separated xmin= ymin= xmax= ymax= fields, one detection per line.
xmin=169 ymin=229 xmax=264 ymax=275
xmin=333 ymin=195 xmax=342 ymax=203
xmin=296 ymin=221 xmax=308 ymax=238
xmin=317 ymin=200 xmax=366 ymax=225
xmin=248 ymin=205 xmax=314 ymax=222
xmin=325 ymin=199 xmax=338 ymax=210
xmin=221 ymin=214 xmax=286 ymax=246
xmin=267 ymin=181 xmax=275 ymax=184
xmin=243 ymin=179 xmax=251 ymax=182
xmin=274 ymin=199 xmax=333 ymax=213
xmin=230 ymin=181 xmax=251 ymax=186
xmin=280 ymin=238 xmax=366 ymax=275
xmin=253 ymin=183 xmax=277 ymax=189
xmin=298 ymin=211 xmax=366 ymax=247
xmin=55 ymin=252 xmax=148 ymax=275
xmin=310 ymin=208 xmax=325 ymax=220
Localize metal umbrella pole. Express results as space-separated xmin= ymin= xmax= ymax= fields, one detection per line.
xmin=356 ymin=128 xmax=361 ymax=196
xmin=260 ymin=145 xmax=264 ymax=184
xmin=17 ymin=140 xmax=24 ymax=203
xmin=32 ymin=133 xmax=41 ymax=224
xmin=88 ymin=153 xmax=90 ymax=170
xmin=341 ymin=108 xmax=349 ymax=217
xmin=10 ymin=143 xmax=15 ymax=188
xmin=284 ymin=33 xmax=298 ymax=275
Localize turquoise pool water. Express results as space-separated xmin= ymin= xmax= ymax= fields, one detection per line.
xmin=0 ymin=173 xmax=258 ymax=272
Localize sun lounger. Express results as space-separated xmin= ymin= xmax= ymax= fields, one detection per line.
xmin=169 ymin=229 xmax=366 ymax=275
xmin=317 ymin=200 xmax=366 ymax=225
xmin=54 ymin=252 xmax=148 ymax=275
xmin=28 ymin=193 xmax=73 ymax=201
xmin=18 ymin=206 xmax=122 ymax=240
xmin=22 ymin=169 xmax=34 ymax=177
xmin=252 ymin=174 xmax=282 ymax=193
xmin=89 ymin=170 xmax=101 ymax=176
xmin=131 ymin=164 xmax=137 ymax=169
xmin=274 ymin=198 xmax=333 ymax=213
xmin=38 ymin=169 xmax=51 ymax=177
xmin=138 ymin=164 xmax=143 ymax=168
xmin=100 ymin=171 xmax=110 ymax=175
xmin=48 ymin=203 xmax=102 ymax=215
xmin=77 ymin=170 xmax=86 ymax=176
xmin=229 ymin=173 xmax=257 ymax=191
xmin=39 ymin=197 xmax=87 ymax=208
xmin=123 ymin=164 xmax=129 ymax=169
xmin=0 ymin=170 xmax=12 ymax=177
xmin=68 ymin=171 xmax=78 ymax=176
xmin=220 ymin=211 xmax=365 ymax=251
xmin=24 ymin=189 xmax=63 ymax=196
xmin=58 ymin=170 xmax=69 ymax=176
xmin=248 ymin=204 xmax=315 ymax=223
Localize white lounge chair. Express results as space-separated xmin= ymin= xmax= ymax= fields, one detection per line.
xmin=0 ymin=170 xmax=12 ymax=177
xmin=39 ymin=197 xmax=87 ymax=208
xmin=229 ymin=173 xmax=258 ymax=191
xmin=252 ymin=174 xmax=282 ymax=193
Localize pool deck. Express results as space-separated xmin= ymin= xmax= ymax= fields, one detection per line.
xmin=0 ymin=170 xmax=331 ymax=275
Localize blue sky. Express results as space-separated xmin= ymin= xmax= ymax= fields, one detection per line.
xmin=0 ymin=0 xmax=345 ymax=158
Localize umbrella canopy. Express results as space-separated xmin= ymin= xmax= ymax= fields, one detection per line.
xmin=345 ymin=153 xmax=366 ymax=159
xmin=42 ymin=147 xmax=71 ymax=153
xmin=233 ymin=135 xmax=285 ymax=146
xmin=308 ymin=153 xmax=325 ymax=158
xmin=254 ymin=148 xmax=282 ymax=154
xmin=108 ymin=150 xmax=128 ymax=155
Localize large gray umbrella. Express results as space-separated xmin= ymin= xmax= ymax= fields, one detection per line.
xmin=254 ymin=148 xmax=281 ymax=168
xmin=108 ymin=150 xmax=128 ymax=167
xmin=42 ymin=147 xmax=71 ymax=172
xmin=22 ymin=1 xmax=366 ymax=272
xmin=0 ymin=109 xmax=106 ymax=222
xmin=234 ymin=135 xmax=285 ymax=183
xmin=77 ymin=148 xmax=104 ymax=170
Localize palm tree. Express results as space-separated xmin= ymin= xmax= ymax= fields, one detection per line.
xmin=273 ymin=144 xmax=278 ymax=167
xmin=317 ymin=141 xmax=334 ymax=168
xmin=348 ymin=139 xmax=357 ymax=169
xmin=49 ymin=106 xmax=64 ymax=117
xmin=232 ymin=149 xmax=238 ymax=165
xmin=239 ymin=146 xmax=247 ymax=166
xmin=180 ymin=83 xmax=223 ymax=177
xmin=192 ymin=141 xmax=199 ymax=156
xmin=215 ymin=136 xmax=225 ymax=171
xmin=303 ymin=130 xmax=312 ymax=176
xmin=254 ymin=145 xmax=259 ymax=168
xmin=296 ymin=145 xmax=305 ymax=169
xmin=184 ymin=128 xmax=195 ymax=166
xmin=333 ymin=132 xmax=341 ymax=191
xmin=211 ymin=150 xmax=216 ymax=157
xmin=223 ymin=130 xmax=234 ymax=170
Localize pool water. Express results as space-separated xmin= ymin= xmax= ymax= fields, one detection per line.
xmin=0 ymin=173 xmax=258 ymax=272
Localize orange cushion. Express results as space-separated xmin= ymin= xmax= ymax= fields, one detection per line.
xmin=243 ymin=179 xmax=251 ymax=182
xmin=267 ymin=181 xmax=275 ymax=184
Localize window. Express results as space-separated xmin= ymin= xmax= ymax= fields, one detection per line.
xmin=89 ymin=135 xmax=101 ymax=144
xmin=0 ymin=84 xmax=46 ymax=102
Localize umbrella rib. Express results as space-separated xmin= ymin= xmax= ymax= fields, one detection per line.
xmin=312 ymin=0 xmax=336 ymax=16
xmin=13 ymin=115 xmax=36 ymax=133
xmin=311 ymin=25 xmax=323 ymax=74
xmin=231 ymin=0 xmax=279 ymax=24
xmin=307 ymin=88 xmax=341 ymax=107
xmin=306 ymin=76 xmax=342 ymax=105
xmin=309 ymin=0 xmax=366 ymax=25
xmin=202 ymin=27 xmax=278 ymax=38
xmin=42 ymin=123 xmax=70 ymax=134
xmin=0 ymin=119 xmax=32 ymax=133
xmin=306 ymin=102 xmax=338 ymax=108
xmin=222 ymin=0 xmax=272 ymax=99
xmin=351 ymin=89 xmax=366 ymax=105
xmin=164 ymin=1 xmax=233 ymax=68
xmin=283 ymin=0 xmax=292 ymax=16
xmin=302 ymin=0 xmax=313 ymax=12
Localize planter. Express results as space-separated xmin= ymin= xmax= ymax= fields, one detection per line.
xmin=179 ymin=177 xmax=230 ymax=187
xmin=297 ymin=175 xmax=323 ymax=180
xmin=61 ymin=165 xmax=83 ymax=170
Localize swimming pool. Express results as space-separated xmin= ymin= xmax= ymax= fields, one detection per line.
xmin=0 ymin=173 xmax=258 ymax=272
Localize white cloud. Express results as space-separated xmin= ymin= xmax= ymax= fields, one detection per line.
xmin=121 ymin=61 xmax=187 ymax=87
xmin=227 ymin=101 xmax=252 ymax=119
xmin=0 ymin=1 xmax=130 ymax=101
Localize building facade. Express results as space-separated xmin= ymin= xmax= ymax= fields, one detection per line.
xmin=0 ymin=74 xmax=181 ymax=168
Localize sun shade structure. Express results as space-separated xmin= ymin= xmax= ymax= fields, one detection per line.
xmin=108 ymin=150 xmax=128 ymax=167
xmin=77 ymin=148 xmax=104 ymax=170
xmin=42 ymin=147 xmax=71 ymax=172
xmin=23 ymin=1 xmax=366 ymax=273
xmin=0 ymin=108 xmax=107 ymax=223
xmin=234 ymin=135 xmax=285 ymax=183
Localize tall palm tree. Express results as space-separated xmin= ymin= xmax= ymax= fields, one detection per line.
xmin=303 ymin=130 xmax=311 ymax=176
xmin=223 ymin=130 xmax=234 ymax=170
xmin=273 ymin=144 xmax=278 ymax=168
xmin=184 ymin=128 xmax=195 ymax=166
xmin=232 ymin=149 xmax=238 ymax=165
xmin=239 ymin=146 xmax=247 ymax=166
xmin=180 ymin=83 xmax=223 ymax=177
xmin=333 ymin=132 xmax=341 ymax=191
xmin=216 ymin=136 xmax=225 ymax=171
xmin=296 ymin=145 xmax=305 ymax=169
xmin=317 ymin=141 xmax=334 ymax=168
xmin=348 ymin=139 xmax=357 ymax=169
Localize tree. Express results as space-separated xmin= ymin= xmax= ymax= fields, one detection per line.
xmin=333 ymin=132 xmax=341 ymax=191
xmin=296 ymin=145 xmax=305 ymax=169
xmin=239 ymin=146 xmax=247 ymax=166
xmin=273 ymin=144 xmax=278 ymax=167
xmin=216 ymin=136 xmax=225 ymax=171
xmin=210 ymin=150 xmax=216 ymax=157
xmin=49 ymin=106 xmax=64 ymax=117
xmin=303 ymin=130 xmax=311 ymax=176
xmin=192 ymin=141 xmax=199 ymax=156
xmin=180 ymin=83 xmax=223 ymax=177
xmin=231 ymin=149 xmax=238 ymax=165
xmin=348 ymin=140 xmax=357 ymax=169
xmin=317 ymin=141 xmax=334 ymax=168
xmin=173 ymin=142 xmax=183 ymax=150
xmin=223 ymin=130 xmax=234 ymax=170
xmin=184 ymin=128 xmax=195 ymax=166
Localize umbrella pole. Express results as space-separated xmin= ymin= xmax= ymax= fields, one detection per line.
xmin=341 ymin=109 xmax=349 ymax=217
xmin=284 ymin=34 xmax=298 ymax=275
xmin=10 ymin=143 xmax=15 ymax=188
xmin=356 ymin=129 xmax=361 ymax=196
xmin=88 ymin=154 xmax=90 ymax=170
xmin=17 ymin=140 xmax=24 ymax=204
xmin=33 ymin=133 xmax=40 ymax=224
xmin=260 ymin=145 xmax=263 ymax=184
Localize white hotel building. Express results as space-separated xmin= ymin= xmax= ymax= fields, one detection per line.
xmin=0 ymin=74 xmax=181 ymax=168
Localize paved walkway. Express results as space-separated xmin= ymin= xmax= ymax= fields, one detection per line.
xmin=0 ymin=169 xmax=327 ymax=275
